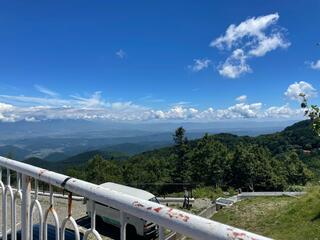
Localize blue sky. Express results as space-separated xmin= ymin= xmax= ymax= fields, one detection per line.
xmin=0 ymin=0 xmax=319 ymax=122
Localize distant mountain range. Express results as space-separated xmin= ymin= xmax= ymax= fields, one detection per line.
xmin=0 ymin=119 xmax=299 ymax=161
xmin=24 ymin=150 xmax=129 ymax=172
xmin=21 ymin=120 xmax=320 ymax=183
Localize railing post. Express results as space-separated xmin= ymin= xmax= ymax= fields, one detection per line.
xmin=159 ymin=226 xmax=164 ymax=240
xmin=21 ymin=174 xmax=31 ymax=240
xmin=2 ymin=178 xmax=7 ymax=240
xmin=120 ymin=211 xmax=126 ymax=240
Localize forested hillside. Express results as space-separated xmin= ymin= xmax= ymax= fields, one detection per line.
xmin=63 ymin=120 xmax=318 ymax=194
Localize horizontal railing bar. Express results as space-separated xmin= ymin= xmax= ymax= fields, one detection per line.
xmin=9 ymin=187 xmax=84 ymax=201
xmin=0 ymin=156 xmax=272 ymax=240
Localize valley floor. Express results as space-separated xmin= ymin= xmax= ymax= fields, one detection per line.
xmin=212 ymin=186 xmax=320 ymax=240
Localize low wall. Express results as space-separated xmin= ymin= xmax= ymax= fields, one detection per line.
xmin=198 ymin=204 xmax=216 ymax=219
xmin=237 ymin=191 xmax=305 ymax=200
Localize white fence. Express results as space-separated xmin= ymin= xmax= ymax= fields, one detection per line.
xmin=0 ymin=156 xmax=272 ymax=240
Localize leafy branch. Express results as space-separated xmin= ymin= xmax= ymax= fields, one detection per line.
xmin=300 ymin=93 xmax=320 ymax=136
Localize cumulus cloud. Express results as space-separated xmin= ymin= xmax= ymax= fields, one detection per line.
xmin=0 ymin=102 xmax=15 ymax=122
xmin=116 ymin=49 xmax=126 ymax=59
xmin=0 ymin=102 xmax=14 ymax=111
xmin=284 ymin=81 xmax=317 ymax=101
xmin=310 ymin=60 xmax=320 ymax=70
xmin=148 ymin=103 xmax=263 ymax=120
xmin=0 ymin=91 xmax=305 ymax=122
xmin=249 ymin=33 xmax=290 ymax=57
xmin=236 ymin=95 xmax=247 ymax=102
xmin=188 ymin=58 xmax=211 ymax=72
xmin=227 ymin=102 xmax=262 ymax=118
xmin=211 ymin=13 xmax=290 ymax=78
xmin=0 ymin=101 xmax=303 ymax=122
xmin=265 ymin=104 xmax=303 ymax=118
xmin=218 ymin=49 xmax=251 ymax=78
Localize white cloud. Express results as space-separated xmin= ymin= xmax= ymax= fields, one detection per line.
xmin=0 ymin=95 xmax=70 ymax=106
xmin=211 ymin=13 xmax=280 ymax=49
xmin=111 ymin=101 xmax=146 ymax=111
xmin=310 ymin=60 xmax=320 ymax=70
xmin=284 ymin=81 xmax=317 ymax=101
xmin=236 ymin=95 xmax=247 ymax=102
xmin=188 ymin=58 xmax=211 ymax=72
xmin=218 ymin=49 xmax=251 ymax=78
xmin=249 ymin=33 xmax=290 ymax=57
xmin=0 ymin=102 xmax=14 ymax=111
xmin=0 ymin=91 xmax=305 ymax=122
xmin=70 ymin=91 xmax=106 ymax=108
xmin=265 ymin=104 xmax=303 ymax=118
xmin=0 ymin=101 xmax=303 ymax=122
xmin=0 ymin=102 xmax=15 ymax=122
xmin=116 ymin=49 xmax=126 ymax=59
xmin=24 ymin=116 xmax=38 ymax=122
xmin=150 ymin=103 xmax=263 ymax=120
xmin=211 ymin=13 xmax=290 ymax=78
xmin=34 ymin=85 xmax=58 ymax=97
xmin=171 ymin=101 xmax=191 ymax=106
xmin=226 ymin=102 xmax=262 ymax=118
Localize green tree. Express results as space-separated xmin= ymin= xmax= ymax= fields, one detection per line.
xmin=122 ymin=156 xmax=172 ymax=194
xmin=276 ymin=152 xmax=312 ymax=185
xmin=84 ymin=155 xmax=123 ymax=184
xmin=172 ymin=127 xmax=191 ymax=184
xmin=191 ymin=134 xmax=229 ymax=187
xmin=230 ymin=144 xmax=277 ymax=191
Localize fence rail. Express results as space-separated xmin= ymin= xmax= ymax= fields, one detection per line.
xmin=0 ymin=156 xmax=272 ymax=240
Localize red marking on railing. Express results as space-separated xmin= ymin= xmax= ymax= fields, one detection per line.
xmin=153 ymin=207 xmax=162 ymax=213
xmin=165 ymin=208 xmax=190 ymax=222
xmin=227 ymin=228 xmax=247 ymax=240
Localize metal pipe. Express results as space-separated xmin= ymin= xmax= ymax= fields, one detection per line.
xmin=21 ymin=174 xmax=31 ymax=240
xmin=2 ymin=184 xmax=7 ymax=240
xmin=13 ymin=189 xmax=22 ymax=240
xmin=120 ymin=211 xmax=126 ymax=240
xmin=43 ymin=185 xmax=60 ymax=240
xmin=0 ymin=156 xmax=272 ymax=240
xmin=159 ymin=226 xmax=165 ymax=240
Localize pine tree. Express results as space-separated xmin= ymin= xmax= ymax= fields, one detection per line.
xmin=172 ymin=127 xmax=191 ymax=184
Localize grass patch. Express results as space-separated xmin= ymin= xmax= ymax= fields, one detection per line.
xmin=212 ymin=186 xmax=320 ymax=240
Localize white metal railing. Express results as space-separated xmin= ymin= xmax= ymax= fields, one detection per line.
xmin=0 ymin=156 xmax=273 ymax=240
